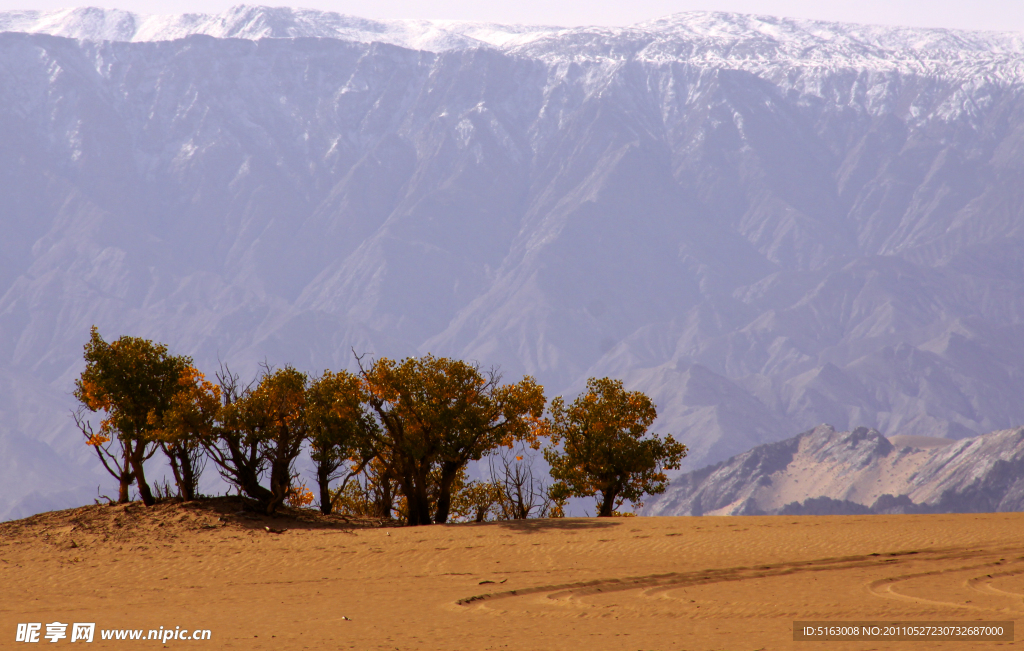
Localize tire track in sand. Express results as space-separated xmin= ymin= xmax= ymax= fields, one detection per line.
xmin=457 ymin=547 xmax=984 ymax=606
xmin=866 ymin=547 xmax=1024 ymax=613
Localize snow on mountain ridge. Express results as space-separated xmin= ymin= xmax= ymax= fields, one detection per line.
xmin=636 ymin=11 xmax=1024 ymax=56
xmin=510 ymin=12 xmax=1024 ymax=85
xmin=0 ymin=5 xmax=564 ymax=51
xmin=2 ymin=5 xmax=1021 ymax=66
xmin=4 ymin=6 xmax=1022 ymax=93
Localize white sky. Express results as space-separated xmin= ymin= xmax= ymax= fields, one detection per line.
xmin=0 ymin=0 xmax=1022 ymax=33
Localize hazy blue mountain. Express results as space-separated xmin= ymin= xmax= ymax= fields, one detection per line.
xmin=1 ymin=6 xmax=1022 ymax=519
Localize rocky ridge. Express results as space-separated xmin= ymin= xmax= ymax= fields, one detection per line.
xmin=644 ymin=425 xmax=1024 ymax=516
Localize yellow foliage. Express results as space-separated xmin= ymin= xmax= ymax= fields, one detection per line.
xmin=286 ymin=483 xmax=315 ymax=508
xmin=544 ymin=377 xmax=687 ymax=517
xmin=149 ymin=365 xmax=222 ymax=445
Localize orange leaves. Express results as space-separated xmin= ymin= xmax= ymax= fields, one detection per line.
xmin=77 ymin=379 xmax=112 ymax=412
xmin=85 ymin=433 xmax=110 ymax=447
xmin=286 ymin=483 xmax=315 ymax=508
xmin=177 ymin=366 xmax=222 ymax=405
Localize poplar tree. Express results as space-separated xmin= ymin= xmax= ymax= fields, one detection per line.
xmin=359 ymin=354 xmax=547 ymax=525
xmin=73 ymin=327 xmax=190 ymax=505
xmin=544 ymin=377 xmax=687 ymax=517
xmin=223 ymin=366 xmax=309 ymax=515
xmin=306 ymin=370 xmax=378 ymax=514
xmin=150 ymin=366 xmax=221 ymax=500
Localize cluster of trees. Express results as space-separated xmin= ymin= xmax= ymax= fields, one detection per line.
xmin=74 ymin=327 xmax=687 ymax=524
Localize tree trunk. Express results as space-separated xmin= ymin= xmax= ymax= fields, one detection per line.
xmin=413 ymin=468 xmax=433 ymax=525
xmin=178 ymin=448 xmax=197 ymax=501
xmin=377 ymin=475 xmax=393 ymax=520
xmin=598 ymin=486 xmax=618 ymax=517
xmin=433 ymin=462 xmax=461 ymax=524
xmin=402 ymin=463 xmax=433 ymax=526
xmin=166 ymin=447 xmax=184 ymax=498
xmin=266 ymin=456 xmax=291 ymax=515
xmin=118 ymin=474 xmax=132 ymax=503
xmin=266 ymin=491 xmax=286 ymax=515
xmin=118 ymin=447 xmax=133 ymax=503
xmin=220 ymin=436 xmax=273 ymax=505
xmin=317 ymin=463 xmax=333 ymax=515
xmin=397 ymin=463 xmax=418 ymax=525
xmin=164 ymin=443 xmax=196 ymax=501
xmin=127 ymin=439 xmax=155 ymax=506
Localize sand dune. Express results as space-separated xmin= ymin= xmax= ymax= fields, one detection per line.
xmin=2 ymin=500 xmax=1022 ymax=649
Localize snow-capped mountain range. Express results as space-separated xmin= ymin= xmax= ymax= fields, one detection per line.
xmin=4 ymin=6 xmax=1024 ymax=72
xmin=0 ymin=5 xmax=562 ymax=50
xmin=1 ymin=6 xmax=1023 ymax=519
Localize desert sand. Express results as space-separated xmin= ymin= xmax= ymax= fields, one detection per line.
xmin=2 ymin=500 xmax=1022 ymax=650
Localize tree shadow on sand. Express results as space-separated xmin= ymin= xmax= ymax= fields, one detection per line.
xmin=492 ymin=518 xmax=621 ymax=533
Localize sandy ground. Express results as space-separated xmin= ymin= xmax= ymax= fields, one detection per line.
xmin=2 ymin=499 xmax=1023 ymax=650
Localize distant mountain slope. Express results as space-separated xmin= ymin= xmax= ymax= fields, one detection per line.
xmin=644 ymin=425 xmax=1024 ymax=516
xmin=1 ymin=7 xmax=1023 ymax=519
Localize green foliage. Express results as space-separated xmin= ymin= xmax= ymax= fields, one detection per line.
xmin=543 ymin=377 xmax=687 ymax=517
